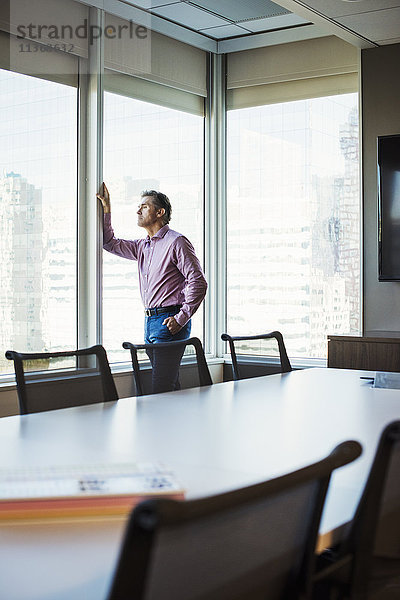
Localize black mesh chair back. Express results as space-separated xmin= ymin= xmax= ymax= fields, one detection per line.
xmin=107 ymin=440 xmax=361 ymax=600
xmin=5 ymin=345 xmax=118 ymax=414
xmin=315 ymin=420 xmax=400 ymax=599
xmin=221 ymin=331 xmax=292 ymax=381
xmin=347 ymin=420 xmax=400 ymax=596
xmin=122 ymin=337 xmax=212 ymax=396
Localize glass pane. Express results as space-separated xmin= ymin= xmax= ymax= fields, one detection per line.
xmin=227 ymin=94 xmax=360 ymax=360
xmin=103 ymin=92 xmax=205 ymax=363
xmin=0 ymin=70 xmax=77 ymax=374
xmin=20 ymin=357 xmax=75 ymax=373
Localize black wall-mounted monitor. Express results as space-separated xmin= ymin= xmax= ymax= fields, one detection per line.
xmin=378 ymin=134 xmax=400 ymax=281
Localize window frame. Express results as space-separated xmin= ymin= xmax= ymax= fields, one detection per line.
xmin=224 ymin=92 xmax=362 ymax=363
xmin=0 ymin=50 xmax=80 ymax=372
xmin=101 ymin=84 xmax=207 ymax=361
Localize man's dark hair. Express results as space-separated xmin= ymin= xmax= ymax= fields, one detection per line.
xmin=141 ymin=190 xmax=172 ymax=225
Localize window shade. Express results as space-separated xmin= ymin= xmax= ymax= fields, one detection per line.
xmin=0 ymin=30 xmax=78 ymax=87
xmin=104 ymin=12 xmax=207 ymax=98
xmin=105 ymin=70 xmax=205 ymax=116
xmin=227 ymin=73 xmax=358 ymax=109
xmin=227 ymin=36 xmax=358 ymax=109
xmin=0 ymin=0 xmax=89 ymax=58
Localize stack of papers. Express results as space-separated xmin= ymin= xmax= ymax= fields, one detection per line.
xmin=0 ymin=462 xmax=184 ymax=521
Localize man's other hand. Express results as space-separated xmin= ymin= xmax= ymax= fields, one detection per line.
xmin=96 ymin=182 xmax=111 ymax=213
xmin=163 ymin=316 xmax=182 ymax=335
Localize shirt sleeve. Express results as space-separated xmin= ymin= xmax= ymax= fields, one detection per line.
xmin=172 ymin=236 xmax=208 ymax=327
xmin=103 ymin=213 xmax=140 ymax=260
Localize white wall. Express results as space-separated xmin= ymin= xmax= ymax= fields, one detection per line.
xmin=362 ymin=43 xmax=400 ymax=331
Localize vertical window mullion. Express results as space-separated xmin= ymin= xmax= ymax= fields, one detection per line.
xmin=205 ymin=53 xmax=227 ymax=358
xmin=77 ymin=8 xmax=104 ymax=350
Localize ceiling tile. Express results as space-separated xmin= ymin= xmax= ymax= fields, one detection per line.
xmin=375 ymin=36 xmax=400 ymax=45
xmin=152 ymin=0 xmax=181 ymax=6
xmin=336 ymin=7 xmax=400 ymax=41
xmin=188 ymin=0 xmax=290 ymax=22
xmin=123 ymin=0 xmax=179 ymax=8
xmin=243 ymin=13 xmax=310 ymax=32
xmin=299 ymin=0 xmax=400 ymax=19
xmin=151 ymin=2 xmax=229 ymax=29
xmin=115 ymin=0 xmax=400 ymax=51
xmin=199 ymin=24 xmax=251 ymax=39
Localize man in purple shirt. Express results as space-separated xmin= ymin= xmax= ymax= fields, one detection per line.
xmin=97 ymin=183 xmax=207 ymax=394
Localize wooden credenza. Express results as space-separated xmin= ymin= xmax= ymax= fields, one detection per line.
xmin=328 ymin=331 xmax=400 ymax=372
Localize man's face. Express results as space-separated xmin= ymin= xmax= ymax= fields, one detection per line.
xmin=137 ymin=197 xmax=161 ymax=229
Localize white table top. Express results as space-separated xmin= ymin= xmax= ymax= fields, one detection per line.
xmin=0 ymin=367 xmax=400 ymax=600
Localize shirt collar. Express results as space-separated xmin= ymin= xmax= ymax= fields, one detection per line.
xmin=147 ymin=224 xmax=170 ymax=242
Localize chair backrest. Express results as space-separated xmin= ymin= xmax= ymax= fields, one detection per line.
xmin=221 ymin=331 xmax=292 ymax=381
xmin=107 ymin=441 xmax=361 ymax=600
xmin=5 ymin=344 xmax=118 ymax=414
xmin=122 ymin=337 xmax=212 ymax=396
xmin=344 ymin=420 xmax=400 ymax=597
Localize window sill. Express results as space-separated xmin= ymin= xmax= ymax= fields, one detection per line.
xmin=221 ymin=354 xmax=327 ymax=370
xmin=0 ymin=355 xmax=324 ymax=390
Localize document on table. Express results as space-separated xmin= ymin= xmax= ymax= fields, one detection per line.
xmin=0 ymin=462 xmax=184 ymax=520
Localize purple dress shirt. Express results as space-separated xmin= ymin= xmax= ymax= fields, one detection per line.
xmin=103 ymin=214 xmax=207 ymax=327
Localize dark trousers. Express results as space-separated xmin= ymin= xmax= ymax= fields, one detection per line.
xmin=144 ymin=310 xmax=191 ymax=394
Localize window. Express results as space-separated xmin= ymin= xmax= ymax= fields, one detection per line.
xmin=0 ymin=69 xmax=77 ymax=374
xmin=102 ymin=91 xmax=205 ymax=363
xmin=227 ymin=94 xmax=360 ymax=359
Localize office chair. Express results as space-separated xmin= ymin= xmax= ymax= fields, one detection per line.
xmin=313 ymin=420 xmax=400 ymax=600
xmin=107 ymin=440 xmax=361 ymax=600
xmin=5 ymin=344 xmax=118 ymax=415
xmin=221 ymin=331 xmax=292 ymax=381
xmin=122 ymin=337 xmax=212 ymax=396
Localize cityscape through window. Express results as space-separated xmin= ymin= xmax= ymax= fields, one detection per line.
xmin=0 ymin=69 xmax=77 ymax=374
xmin=227 ymin=93 xmax=360 ymax=360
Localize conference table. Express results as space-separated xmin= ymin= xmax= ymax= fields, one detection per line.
xmin=0 ymin=367 xmax=400 ymax=599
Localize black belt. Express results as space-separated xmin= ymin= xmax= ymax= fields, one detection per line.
xmin=145 ymin=305 xmax=182 ymax=317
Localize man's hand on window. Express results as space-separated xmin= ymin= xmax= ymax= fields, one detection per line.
xmin=96 ymin=182 xmax=111 ymax=213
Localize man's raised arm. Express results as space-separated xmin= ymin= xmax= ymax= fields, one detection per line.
xmin=97 ymin=182 xmax=139 ymax=260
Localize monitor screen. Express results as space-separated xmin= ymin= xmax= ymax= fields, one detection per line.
xmin=378 ymin=134 xmax=400 ymax=281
